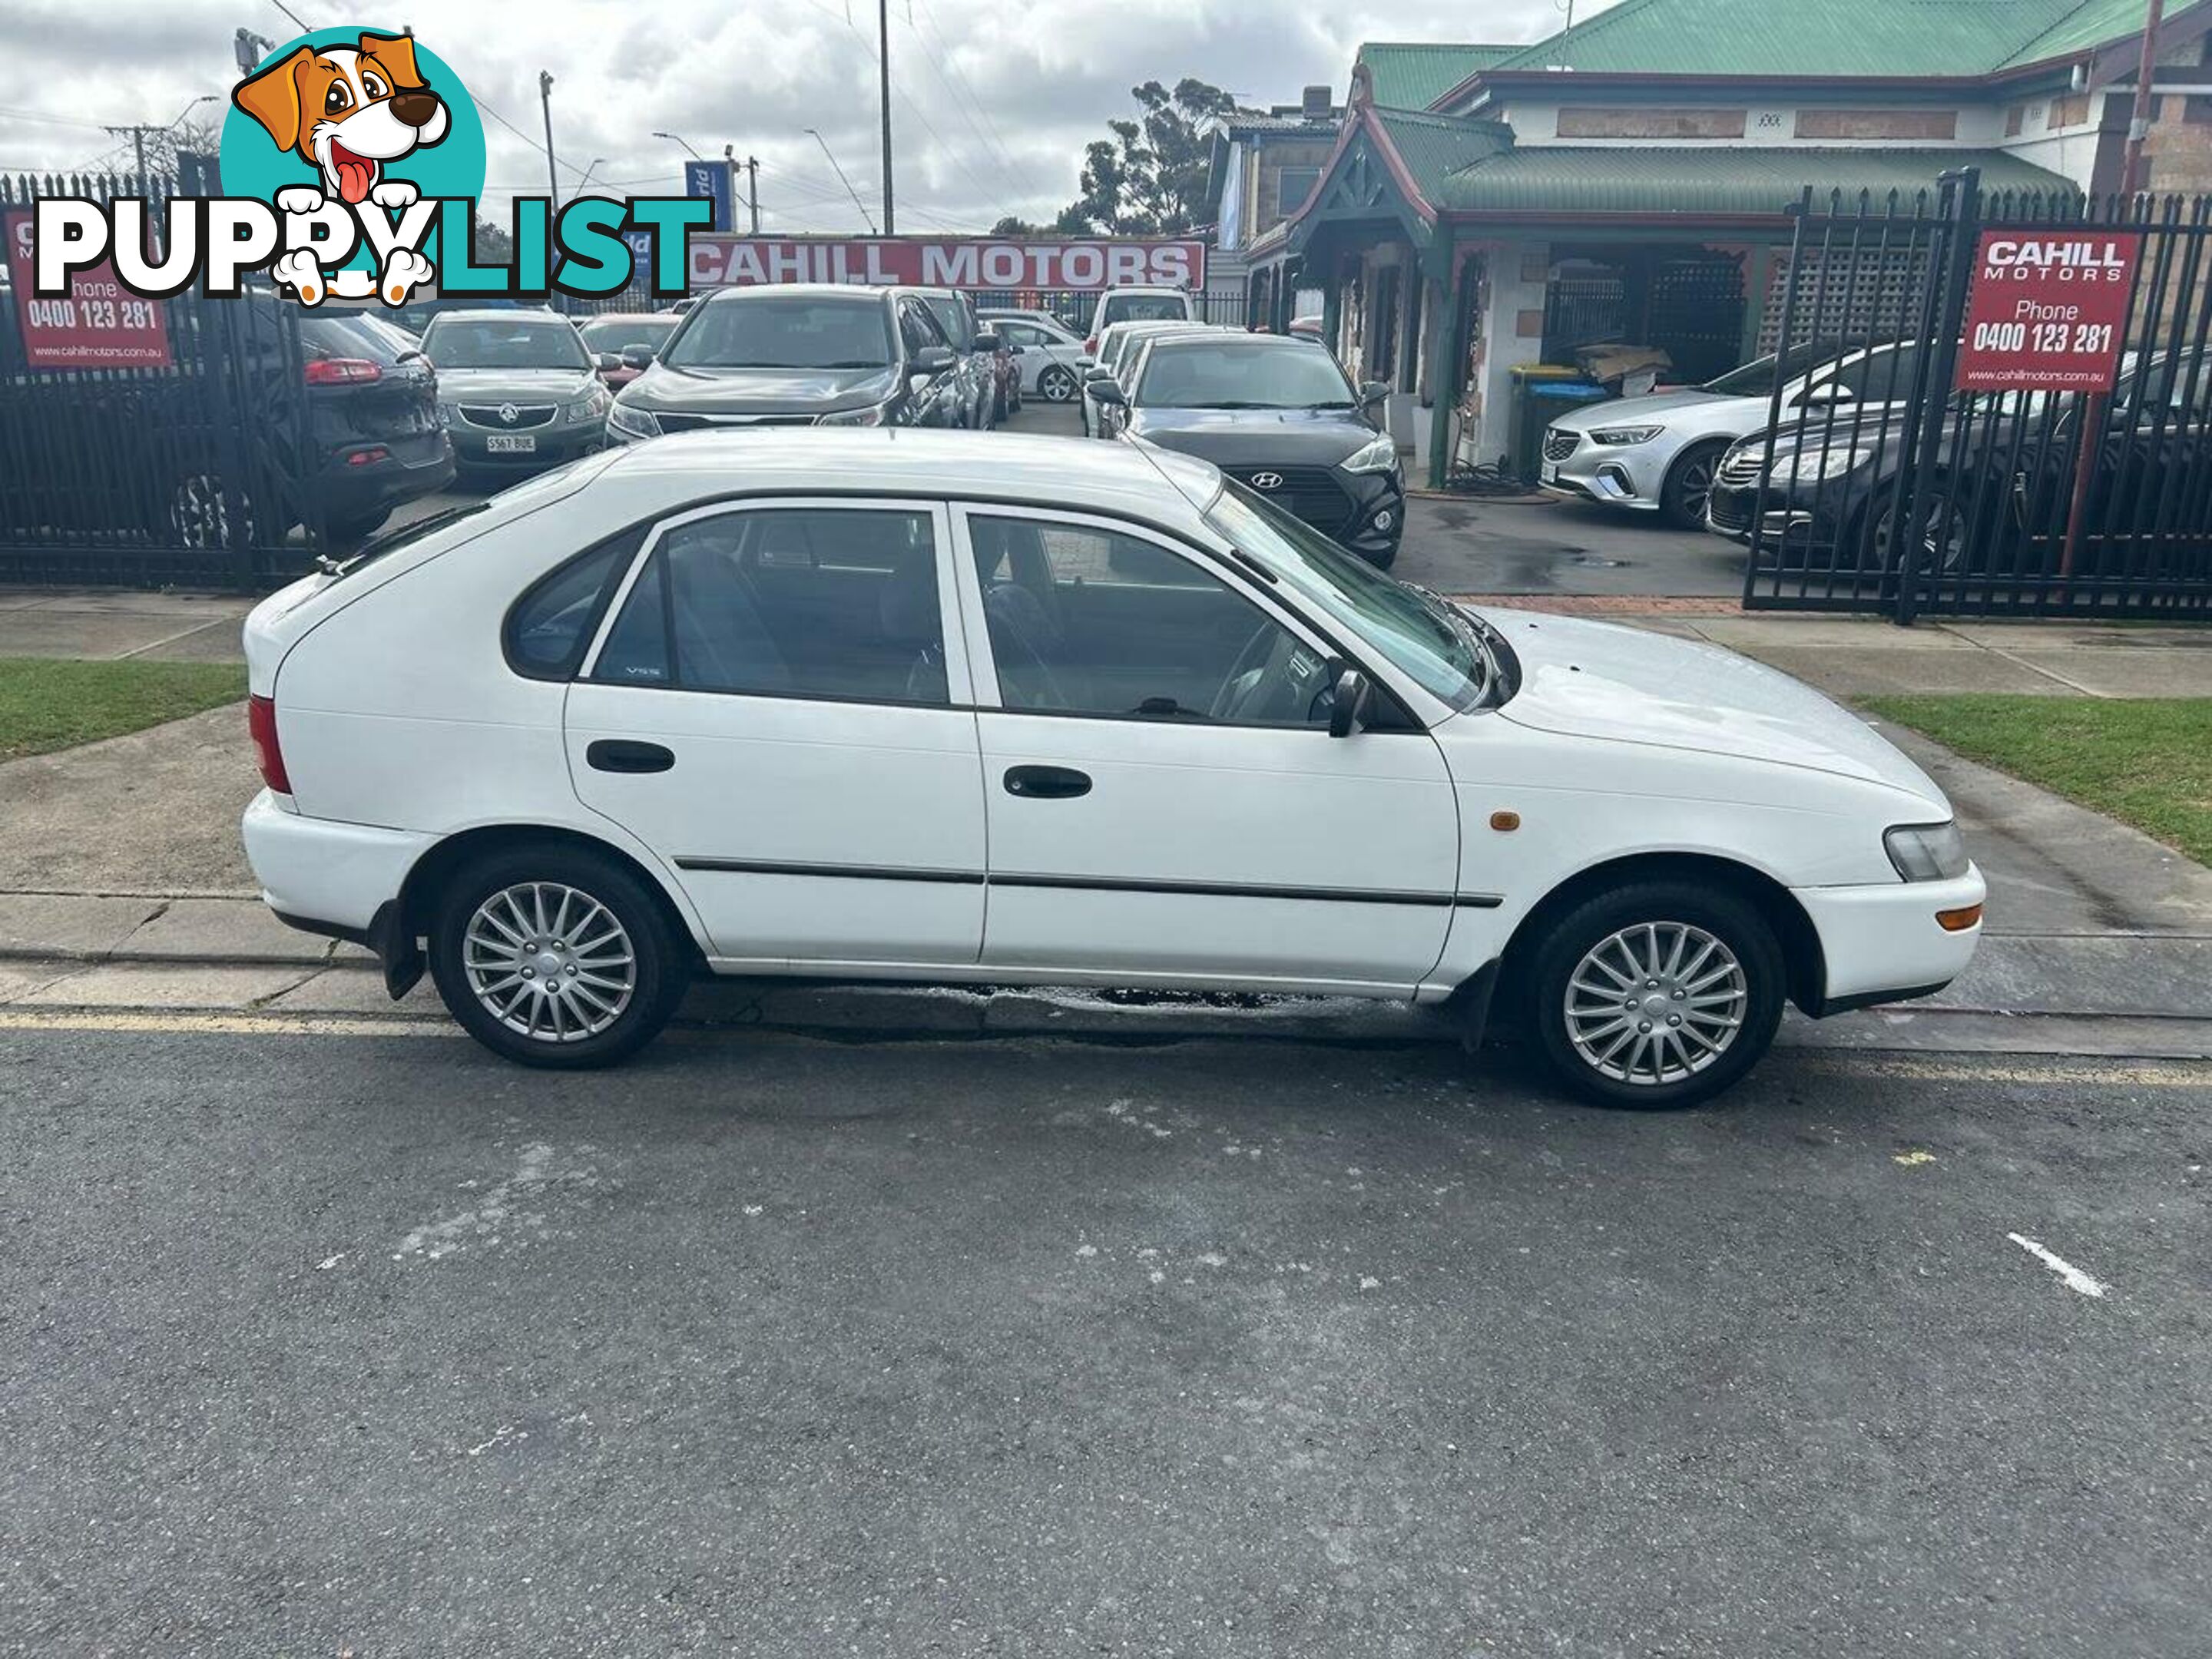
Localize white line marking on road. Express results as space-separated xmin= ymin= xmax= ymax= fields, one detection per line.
xmin=2008 ymin=1233 xmax=2109 ymax=1298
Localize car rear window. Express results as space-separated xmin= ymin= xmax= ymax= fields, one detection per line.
xmin=1103 ymin=293 xmax=1188 ymax=326
xmin=503 ymin=528 xmax=647 ymax=680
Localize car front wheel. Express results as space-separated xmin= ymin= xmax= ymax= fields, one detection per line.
xmin=428 ymin=845 xmax=690 ymax=1068
xmin=1661 ymin=440 xmax=1727 ymax=529
xmin=1526 ymin=879 xmax=1785 ymax=1108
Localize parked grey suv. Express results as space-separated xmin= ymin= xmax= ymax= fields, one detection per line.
xmin=910 ymin=286 xmax=995 ymax=430
xmin=608 ymin=285 xmax=963 ymax=439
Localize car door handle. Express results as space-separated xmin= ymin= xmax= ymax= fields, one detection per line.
xmin=1004 ymin=764 xmax=1091 ymax=800
xmin=586 ymin=739 xmax=675 ymax=774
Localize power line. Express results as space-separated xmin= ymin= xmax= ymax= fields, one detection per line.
xmin=909 ymin=0 xmax=1038 ymax=197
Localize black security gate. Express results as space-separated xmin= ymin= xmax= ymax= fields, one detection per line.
xmin=0 ymin=173 xmax=323 ymax=589
xmin=1734 ymin=170 xmax=2212 ymax=621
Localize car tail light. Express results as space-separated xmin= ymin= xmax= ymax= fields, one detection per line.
xmin=248 ymin=694 xmax=292 ymax=793
xmin=345 ymin=446 xmax=390 ymax=466
xmin=1084 ymin=336 xmax=1098 ymax=354
xmin=304 ymin=356 xmax=383 ymax=385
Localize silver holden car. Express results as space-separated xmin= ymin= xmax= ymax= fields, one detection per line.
xmin=1539 ymin=340 xmax=1912 ymax=528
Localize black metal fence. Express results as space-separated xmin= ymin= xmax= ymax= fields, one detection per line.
xmin=1733 ymin=171 xmax=2212 ymax=621
xmin=0 ymin=173 xmax=322 ymax=589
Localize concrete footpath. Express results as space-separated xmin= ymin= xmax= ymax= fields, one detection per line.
xmin=2 ymin=588 xmax=2208 ymax=1057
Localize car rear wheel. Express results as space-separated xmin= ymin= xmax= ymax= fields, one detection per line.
xmin=1869 ymin=492 xmax=1975 ymax=578
xmin=1037 ymin=365 xmax=1079 ymax=402
xmin=1526 ymin=879 xmax=1785 ymax=1109
xmin=1661 ymin=440 xmax=1727 ymax=529
xmin=166 ymin=472 xmax=258 ymax=551
xmin=428 ymin=846 xmax=690 ymax=1068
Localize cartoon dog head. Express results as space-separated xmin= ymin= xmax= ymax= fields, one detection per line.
xmin=232 ymin=32 xmax=449 ymax=206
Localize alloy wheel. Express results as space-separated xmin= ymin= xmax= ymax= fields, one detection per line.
xmin=462 ymin=881 xmax=637 ymax=1043
xmin=1562 ymin=920 xmax=1748 ymax=1088
xmin=1873 ymin=498 xmax=1972 ymax=578
xmin=170 ymin=473 xmax=252 ymax=551
xmin=1038 ymin=365 xmax=1078 ymax=402
xmin=1671 ymin=451 xmax=1717 ymax=524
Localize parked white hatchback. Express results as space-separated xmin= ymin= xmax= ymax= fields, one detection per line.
xmin=242 ymin=430 xmax=1983 ymax=1106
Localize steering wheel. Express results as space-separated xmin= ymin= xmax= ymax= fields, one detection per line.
xmin=1207 ymin=622 xmax=1280 ymax=720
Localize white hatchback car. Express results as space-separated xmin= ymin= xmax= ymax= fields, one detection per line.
xmin=242 ymin=431 xmax=1984 ymax=1105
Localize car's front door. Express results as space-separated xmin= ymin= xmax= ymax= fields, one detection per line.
xmin=565 ymin=498 xmax=987 ymax=969
xmin=952 ymin=506 xmax=1462 ymax=992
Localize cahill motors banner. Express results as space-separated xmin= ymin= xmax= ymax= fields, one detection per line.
xmin=688 ymin=236 xmax=1207 ymax=293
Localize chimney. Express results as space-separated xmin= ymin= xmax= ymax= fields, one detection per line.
xmin=1301 ymin=84 xmax=1333 ymax=121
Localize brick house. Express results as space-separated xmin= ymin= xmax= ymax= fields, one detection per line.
xmin=1242 ymin=0 xmax=2212 ymax=487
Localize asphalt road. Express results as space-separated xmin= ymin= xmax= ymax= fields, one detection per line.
xmin=2 ymin=1022 xmax=2205 ymax=1657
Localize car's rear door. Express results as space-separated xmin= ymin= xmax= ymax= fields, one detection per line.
xmin=565 ymin=497 xmax=987 ymax=969
xmin=950 ymin=505 xmax=1462 ymax=992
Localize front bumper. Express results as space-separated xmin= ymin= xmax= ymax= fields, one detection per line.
xmin=243 ymin=790 xmax=433 ymax=935
xmin=1538 ymin=434 xmax=1670 ymax=511
xmin=447 ymin=420 xmax=607 ymax=469
xmin=1794 ymin=866 xmax=1986 ymax=1014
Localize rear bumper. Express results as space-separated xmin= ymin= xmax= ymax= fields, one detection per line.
xmin=313 ymin=432 xmax=455 ymax=518
xmin=242 ymin=790 xmax=432 ymax=934
xmin=1794 ymin=866 xmax=1986 ymax=1014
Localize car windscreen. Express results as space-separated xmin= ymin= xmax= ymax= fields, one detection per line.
xmin=300 ymin=311 xmax=414 ymax=366
xmin=1205 ymin=484 xmax=1488 ymax=713
xmin=1103 ymin=293 xmax=1187 ymax=326
xmin=578 ymin=316 xmax=677 ymax=354
xmin=1701 ymin=339 xmax=1852 ymax=397
xmin=665 ymin=297 xmax=896 ymax=369
xmin=423 ymin=318 xmax=591 ymax=370
xmin=1137 ymin=341 xmax=1356 ymax=409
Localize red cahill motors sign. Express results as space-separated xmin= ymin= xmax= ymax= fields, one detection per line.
xmin=3 ymin=208 xmax=172 ymax=370
xmin=687 ymin=236 xmax=1206 ymax=293
xmin=1955 ymin=229 xmax=2141 ymax=392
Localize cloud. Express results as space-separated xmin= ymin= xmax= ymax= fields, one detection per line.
xmin=0 ymin=0 xmax=1609 ymax=228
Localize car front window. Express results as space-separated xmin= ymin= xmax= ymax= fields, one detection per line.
xmin=665 ymin=298 xmax=895 ymax=370
xmin=1204 ymin=484 xmax=1495 ymax=713
xmin=579 ymin=318 xmax=674 ymax=355
xmin=423 ymin=320 xmax=591 ymax=371
xmin=1137 ymin=343 xmax=1356 ymax=409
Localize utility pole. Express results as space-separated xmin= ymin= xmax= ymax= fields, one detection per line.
xmin=2059 ymin=0 xmax=2164 ymax=577
xmin=727 ymin=146 xmax=760 ymax=234
xmin=538 ymin=71 xmax=559 ymax=203
xmin=877 ymin=0 xmax=895 ymax=234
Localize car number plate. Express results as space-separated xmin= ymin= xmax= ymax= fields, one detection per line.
xmin=485 ymin=434 xmax=537 ymax=453
xmin=1541 ymin=463 xmax=1560 ymax=486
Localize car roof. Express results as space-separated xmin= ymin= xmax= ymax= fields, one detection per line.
xmin=698 ymin=283 xmax=889 ymax=303
xmin=578 ymin=311 xmax=671 ymax=324
xmin=593 ymin=429 xmax=1222 ymax=525
xmin=422 ymin=309 xmax=571 ymax=324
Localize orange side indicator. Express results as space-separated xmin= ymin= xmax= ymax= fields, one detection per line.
xmin=1937 ymin=903 xmax=1984 ymax=932
xmin=1490 ymin=810 xmax=1522 ymax=832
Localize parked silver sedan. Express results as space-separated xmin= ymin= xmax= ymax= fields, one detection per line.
xmin=1541 ymin=340 xmax=1914 ymax=528
xmin=978 ymin=310 xmax=1092 ymax=404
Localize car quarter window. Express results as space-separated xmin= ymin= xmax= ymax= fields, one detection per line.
xmin=965 ymin=514 xmax=1332 ymax=727
xmin=898 ymin=300 xmax=944 ymax=354
xmin=505 ymin=528 xmax=644 ymax=680
xmin=590 ymin=508 xmax=949 ymax=706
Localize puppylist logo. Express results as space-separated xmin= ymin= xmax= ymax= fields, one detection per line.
xmin=26 ymin=26 xmax=707 ymax=308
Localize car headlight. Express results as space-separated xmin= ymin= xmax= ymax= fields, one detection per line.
xmin=1773 ymin=447 xmax=1873 ymax=483
xmin=607 ymin=401 xmax=661 ymax=441
xmin=1884 ymin=821 xmax=1969 ymax=882
xmin=565 ymin=389 xmax=610 ymax=422
xmin=819 ymin=399 xmax=894 ymax=427
xmin=1341 ymin=432 xmax=1400 ymax=475
xmin=1588 ymin=424 xmax=1663 ymax=446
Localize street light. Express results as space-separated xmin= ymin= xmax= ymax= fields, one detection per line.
xmin=804 ymin=128 xmax=878 ymax=235
xmin=573 ymin=157 xmax=610 ymax=196
xmin=651 ymin=131 xmax=704 ymax=161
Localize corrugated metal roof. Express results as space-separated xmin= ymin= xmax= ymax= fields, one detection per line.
xmin=1356 ymin=42 xmax=1521 ymax=110
xmin=1373 ymin=108 xmax=1514 ymax=203
xmin=1484 ymin=0 xmax=2157 ymax=78
xmin=1433 ymin=144 xmax=2075 ymax=214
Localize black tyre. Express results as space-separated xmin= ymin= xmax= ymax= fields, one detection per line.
xmin=1038 ymin=364 xmax=1079 ymax=402
xmin=1660 ymin=439 xmax=1727 ymax=529
xmin=1869 ymin=489 xmax=1977 ymax=578
xmin=990 ymin=385 xmax=1008 ymax=426
xmin=428 ymin=844 xmax=690 ymax=1068
xmin=1525 ymin=879 xmax=1785 ymax=1109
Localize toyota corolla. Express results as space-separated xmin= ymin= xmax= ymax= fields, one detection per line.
xmin=240 ymin=430 xmax=1982 ymax=1107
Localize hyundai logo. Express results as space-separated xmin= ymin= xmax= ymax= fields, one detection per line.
xmin=498 ymin=403 xmax=521 ymax=426
xmin=1248 ymin=471 xmax=1284 ymax=490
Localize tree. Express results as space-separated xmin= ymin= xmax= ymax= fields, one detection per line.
xmin=989 ymin=214 xmax=1044 ymax=237
xmin=1058 ymin=78 xmax=1246 ymax=236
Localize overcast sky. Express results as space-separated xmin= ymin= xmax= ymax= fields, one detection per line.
xmin=0 ymin=0 xmax=1616 ymax=232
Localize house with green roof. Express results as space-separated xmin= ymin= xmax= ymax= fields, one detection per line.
xmin=1242 ymin=0 xmax=2212 ymax=488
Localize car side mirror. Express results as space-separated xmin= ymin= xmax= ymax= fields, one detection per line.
xmin=593 ymin=351 xmax=623 ymax=372
xmin=1083 ymin=364 xmax=1114 ymax=382
xmin=973 ymin=333 xmax=1002 ymax=354
xmin=1359 ymin=379 xmax=1390 ymax=409
xmin=1796 ymin=383 xmax=1853 ymax=406
xmin=913 ymin=346 xmax=955 ymax=376
xmin=619 ymin=346 xmax=654 ymax=369
xmin=1090 ymin=379 xmax=1128 ymax=407
xmin=1328 ymin=666 xmax=1371 ymax=739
